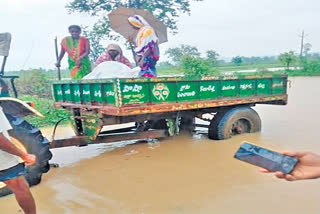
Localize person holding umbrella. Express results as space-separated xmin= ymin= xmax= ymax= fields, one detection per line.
xmin=128 ymin=15 xmax=160 ymax=77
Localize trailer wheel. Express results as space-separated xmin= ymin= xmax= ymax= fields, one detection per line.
xmin=0 ymin=115 xmax=52 ymax=197
xmin=208 ymin=107 xmax=261 ymax=140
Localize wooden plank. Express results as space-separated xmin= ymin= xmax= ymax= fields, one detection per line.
xmin=50 ymin=129 xmax=167 ymax=149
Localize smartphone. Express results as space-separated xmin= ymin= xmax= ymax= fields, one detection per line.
xmin=234 ymin=142 xmax=299 ymax=174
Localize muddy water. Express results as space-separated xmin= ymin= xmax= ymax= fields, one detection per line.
xmin=1 ymin=77 xmax=320 ymax=214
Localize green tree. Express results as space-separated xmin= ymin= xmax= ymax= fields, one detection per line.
xmin=181 ymin=55 xmax=210 ymax=77
xmin=206 ymin=50 xmax=219 ymax=65
xmin=67 ymin=0 xmax=204 ymax=57
xmin=82 ymin=26 xmax=105 ymax=61
xmin=231 ymin=56 xmax=243 ymax=66
xmin=165 ymin=44 xmax=201 ymax=65
xmin=279 ymin=51 xmax=297 ymax=69
xmin=181 ymin=55 xmax=220 ymax=77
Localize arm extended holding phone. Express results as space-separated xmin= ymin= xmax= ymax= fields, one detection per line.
xmin=234 ymin=143 xmax=320 ymax=181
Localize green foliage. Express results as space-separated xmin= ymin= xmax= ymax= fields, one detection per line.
xmin=165 ymin=45 xmax=201 ymax=65
xmin=5 ymin=69 xmax=73 ymax=127
xmin=7 ymin=68 xmax=71 ymax=99
xmin=67 ymin=0 xmax=203 ymax=33
xmin=206 ymin=50 xmax=219 ymax=65
xmin=20 ymin=95 xmax=72 ymax=128
xmin=279 ymin=51 xmax=297 ymax=69
xmin=181 ymin=55 xmax=218 ymax=77
xmin=231 ymin=56 xmax=243 ymax=66
xmin=15 ymin=69 xmax=53 ymax=99
xmin=82 ymin=26 xmax=106 ymax=62
xmin=299 ymin=58 xmax=320 ymax=74
xmin=67 ymin=0 xmax=204 ymax=55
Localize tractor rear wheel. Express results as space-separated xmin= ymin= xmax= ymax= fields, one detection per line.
xmin=0 ymin=115 xmax=52 ymax=197
xmin=208 ymin=107 xmax=261 ymax=140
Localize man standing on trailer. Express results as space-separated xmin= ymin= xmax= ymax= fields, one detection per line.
xmin=0 ymin=106 xmax=37 ymax=214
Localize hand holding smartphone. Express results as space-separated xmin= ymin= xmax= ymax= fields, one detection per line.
xmin=234 ymin=143 xmax=299 ymax=174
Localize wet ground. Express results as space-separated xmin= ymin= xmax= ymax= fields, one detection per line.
xmin=1 ymin=77 xmax=320 ymax=214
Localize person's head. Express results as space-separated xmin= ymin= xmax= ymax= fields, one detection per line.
xmin=68 ymin=25 xmax=81 ymax=39
xmin=108 ymin=49 xmax=119 ymax=60
xmin=128 ymin=15 xmax=149 ymax=29
xmin=106 ymin=44 xmax=122 ymax=60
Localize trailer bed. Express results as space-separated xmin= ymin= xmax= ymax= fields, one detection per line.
xmin=52 ymin=74 xmax=288 ymax=116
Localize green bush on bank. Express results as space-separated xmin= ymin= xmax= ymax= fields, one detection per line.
xmin=283 ymin=59 xmax=320 ymax=76
xmin=20 ymin=95 xmax=71 ymax=128
xmin=15 ymin=69 xmax=52 ymax=99
xmin=4 ymin=70 xmax=71 ymax=127
xmin=300 ymin=59 xmax=320 ymax=74
xmin=180 ymin=55 xmax=220 ymax=77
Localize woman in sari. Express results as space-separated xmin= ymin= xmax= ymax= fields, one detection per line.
xmin=94 ymin=43 xmax=133 ymax=68
xmin=56 ymin=25 xmax=91 ymax=79
xmin=128 ymin=15 xmax=160 ymax=77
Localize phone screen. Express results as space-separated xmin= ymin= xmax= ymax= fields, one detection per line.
xmin=234 ymin=143 xmax=298 ymax=174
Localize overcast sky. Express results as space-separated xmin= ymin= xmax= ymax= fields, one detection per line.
xmin=1 ymin=0 xmax=320 ymax=70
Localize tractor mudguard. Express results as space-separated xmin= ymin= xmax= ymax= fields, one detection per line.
xmin=0 ymin=97 xmax=43 ymax=118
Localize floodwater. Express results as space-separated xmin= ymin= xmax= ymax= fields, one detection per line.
xmin=1 ymin=77 xmax=320 ymax=214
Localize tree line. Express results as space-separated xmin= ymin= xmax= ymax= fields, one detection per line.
xmin=164 ymin=44 xmax=320 ymax=67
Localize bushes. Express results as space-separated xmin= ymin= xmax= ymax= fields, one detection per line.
xmin=5 ymin=69 xmax=71 ymax=127
xmin=20 ymin=95 xmax=71 ymax=127
xmin=15 ymin=69 xmax=53 ymax=98
xmin=284 ymin=59 xmax=320 ymax=76
xmin=12 ymin=68 xmax=69 ymax=99
xmin=181 ymin=55 xmax=219 ymax=77
xmin=300 ymin=59 xmax=320 ymax=74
